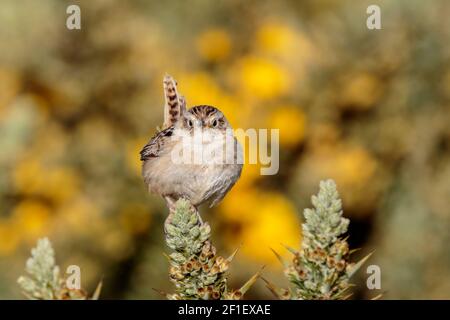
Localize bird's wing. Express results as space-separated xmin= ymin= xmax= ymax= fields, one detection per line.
xmin=140 ymin=126 xmax=174 ymax=161
xmin=163 ymin=75 xmax=186 ymax=128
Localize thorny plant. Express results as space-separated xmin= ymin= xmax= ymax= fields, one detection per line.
xmin=163 ymin=199 xmax=261 ymax=300
xmin=17 ymin=180 xmax=373 ymax=300
xmin=17 ymin=238 xmax=101 ymax=300
xmin=264 ymin=179 xmax=372 ymax=300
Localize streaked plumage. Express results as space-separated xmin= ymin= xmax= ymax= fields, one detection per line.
xmin=163 ymin=75 xmax=186 ymax=129
xmin=141 ymin=103 xmax=242 ymax=208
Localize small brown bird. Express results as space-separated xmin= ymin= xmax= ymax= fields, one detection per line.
xmin=140 ymin=75 xmax=242 ymax=215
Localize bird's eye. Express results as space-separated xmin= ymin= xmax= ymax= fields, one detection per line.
xmin=212 ymin=120 xmax=218 ymax=127
xmin=187 ymin=120 xmax=193 ymax=128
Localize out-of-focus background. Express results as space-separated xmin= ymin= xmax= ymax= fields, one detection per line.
xmin=0 ymin=0 xmax=449 ymax=299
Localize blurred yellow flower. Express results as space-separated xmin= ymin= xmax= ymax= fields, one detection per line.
xmin=269 ymin=105 xmax=306 ymax=148
xmin=337 ymin=147 xmax=377 ymax=185
xmin=220 ymin=188 xmax=261 ymax=224
xmin=255 ymin=22 xmax=317 ymax=83
xmin=0 ymin=220 xmax=20 ymax=256
xmin=328 ymin=146 xmax=376 ymax=187
xmin=119 ymin=203 xmax=152 ymax=235
xmin=178 ymin=72 xmax=240 ymax=125
xmin=297 ymin=144 xmax=379 ymax=216
xmin=179 ymin=72 xmax=223 ymax=105
xmin=13 ymin=160 xmax=80 ymax=204
xmin=234 ymin=163 xmax=262 ymax=190
xmin=256 ymin=22 xmax=298 ymax=57
xmin=236 ymin=56 xmax=291 ymax=100
xmin=196 ymin=29 xmax=232 ymax=62
xmin=12 ymin=200 xmax=51 ymax=242
xmin=338 ymin=73 xmax=382 ymax=110
xmin=221 ymin=191 xmax=301 ymax=266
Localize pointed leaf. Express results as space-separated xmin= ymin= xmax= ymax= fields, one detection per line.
xmin=371 ymin=293 xmax=383 ymax=300
xmin=226 ymin=244 xmax=242 ymax=263
xmin=152 ymin=287 xmax=168 ymax=298
xmin=281 ymin=243 xmax=298 ymax=255
xmin=347 ymin=251 xmax=374 ymax=278
xmin=91 ymin=279 xmax=103 ymax=300
xmin=342 ymin=293 xmax=353 ymax=300
xmin=270 ymin=248 xmax=287 ymax=268
xmin=261 ymin=276 xmax=289 ymax=300
xmin=239 ymin=266 xmax=265 ymax=296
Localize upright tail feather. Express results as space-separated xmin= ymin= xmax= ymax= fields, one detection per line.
xmin=163 ymin=74 xmax=186 ymax=128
